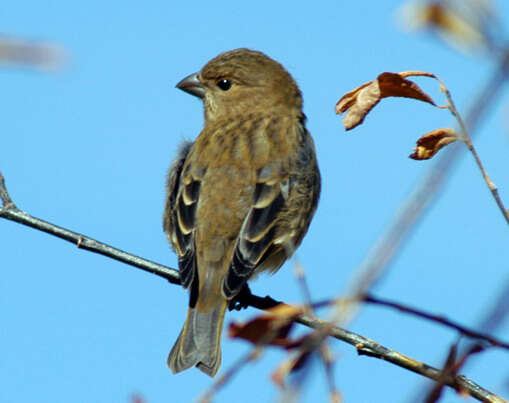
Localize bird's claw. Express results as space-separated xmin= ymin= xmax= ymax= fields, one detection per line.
xmin=228 ymin=285 xmax=252 ymax=311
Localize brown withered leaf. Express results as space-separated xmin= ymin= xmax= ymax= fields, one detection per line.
xmin=271 ymin=350 xmax=312 ymax=389
xmin=409 ymin=128 xmax=458 ymax=160
xmin=266 ymin=303 xmax=304 ymax=318
xmin=336 ymin=71 xmax=436 ymax=130
xmin=378 ymin=72 xmax=436 ymax=104
xmin=228 ymin=304 xmax=304 ymax=348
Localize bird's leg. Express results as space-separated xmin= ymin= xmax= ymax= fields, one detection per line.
xmin=228 ymin=284 xmax=253 ymax=311
xmin=228 ymin=284 xmax=282 ymax=311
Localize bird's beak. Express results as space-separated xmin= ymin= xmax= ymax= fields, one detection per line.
xmin=176 ymin=72 xmax=205 ymax=99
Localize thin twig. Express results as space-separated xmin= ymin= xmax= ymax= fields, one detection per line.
xmin=320 ymin=344 xmax=342 ymax=403
xmin=465 ymin=138 xmax=509 ymax=223
xmin=302 ymin=295 xmax=509 ymax=351
xmin=199 ymin=348 xmax=262 ymax=403
xmin=294 ymin=261 xmax=314 ymax=316
xmin=363 ymin=294 xmax=509 ymax=350
xmin=292 ymin=261 xmax=341 ymax=402
xmin=438 ymin=78 xmax=509 ymax=225
xmin=0 ymin=172 xmax=16 ymax=209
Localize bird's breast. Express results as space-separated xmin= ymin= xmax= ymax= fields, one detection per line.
xmin=188 ymin=114 xmax=302 ymax=263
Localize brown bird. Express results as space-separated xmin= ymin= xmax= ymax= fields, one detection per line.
xmin=163 ymin=48 xmax=320 ymax=376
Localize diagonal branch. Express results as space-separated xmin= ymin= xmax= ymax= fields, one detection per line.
xmin=0 ymin=173 xmax=179 ymax=285
xmin=0 ymin=172 xmax=505 ymax=403
xmin=436 ymin=75 xmax=509 ymax=225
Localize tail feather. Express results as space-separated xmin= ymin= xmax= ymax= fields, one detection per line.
xmin=168 ymin=302 xmax=227 ymax=377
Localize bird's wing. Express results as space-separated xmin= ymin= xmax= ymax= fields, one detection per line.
xmin=222 ymin=125 xmax=320 ymax=299
xmin=164 ymin=141 xmax=199 ymax=293
xmin=222 ymin=161 xmax=290 ymax=298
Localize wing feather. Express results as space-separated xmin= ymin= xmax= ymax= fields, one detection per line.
xmin=223 ymin=174 xmax=289 ymax=298
xmin=163 ymin=141 xmax=201 ymax=291
xmin=222 ymin=124 xmax=320 ymax=299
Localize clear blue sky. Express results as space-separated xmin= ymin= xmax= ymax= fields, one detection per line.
xmin=1 ymin=1 xmax=509 ymax=402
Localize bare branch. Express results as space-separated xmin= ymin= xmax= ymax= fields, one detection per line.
xmin=436 ymin=75 xmax=509 ymax=225
xmin=0 ymin=172 xmax=180 ymax=285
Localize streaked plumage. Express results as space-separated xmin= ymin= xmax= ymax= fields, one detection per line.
xmin=164 ymin=48 xmax=320 ymax=376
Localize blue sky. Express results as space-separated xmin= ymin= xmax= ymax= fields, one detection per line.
xmin=1 ymin=1 xmax=509 ymax=402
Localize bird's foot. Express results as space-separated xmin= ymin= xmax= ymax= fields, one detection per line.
xmin=228 ymin=284 xmax=253 ymax=311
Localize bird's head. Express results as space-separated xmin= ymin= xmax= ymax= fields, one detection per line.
xmin=176 ymin=48 xmax=303 ymax=122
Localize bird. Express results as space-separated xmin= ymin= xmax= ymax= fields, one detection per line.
xmin=163 ymin=48 xmax=320 ymax=377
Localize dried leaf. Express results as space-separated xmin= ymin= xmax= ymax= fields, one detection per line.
xmin=409 ymin=128 xmax=458 ymax=160
xmin=378 ymin=72 xmax=436 ymax=104
xmin=335 ymin=80 xmax=380 ymax=130
xmin=265 ymin=304 xmax=304 ymax=318
xmin=336 ymin=71 xmax=436 ymax=130
xmin=228 ymin=304 xmax=304 ymax=348
xmin=228 ymin=320 xmax=294 ymax=348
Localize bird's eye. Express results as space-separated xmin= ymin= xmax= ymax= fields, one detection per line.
xmin=217 ymin=79 xmax=232 ymax=91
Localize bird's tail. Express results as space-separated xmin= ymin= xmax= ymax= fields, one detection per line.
xmin=167 ymin=301 xmax=227 ymax=377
